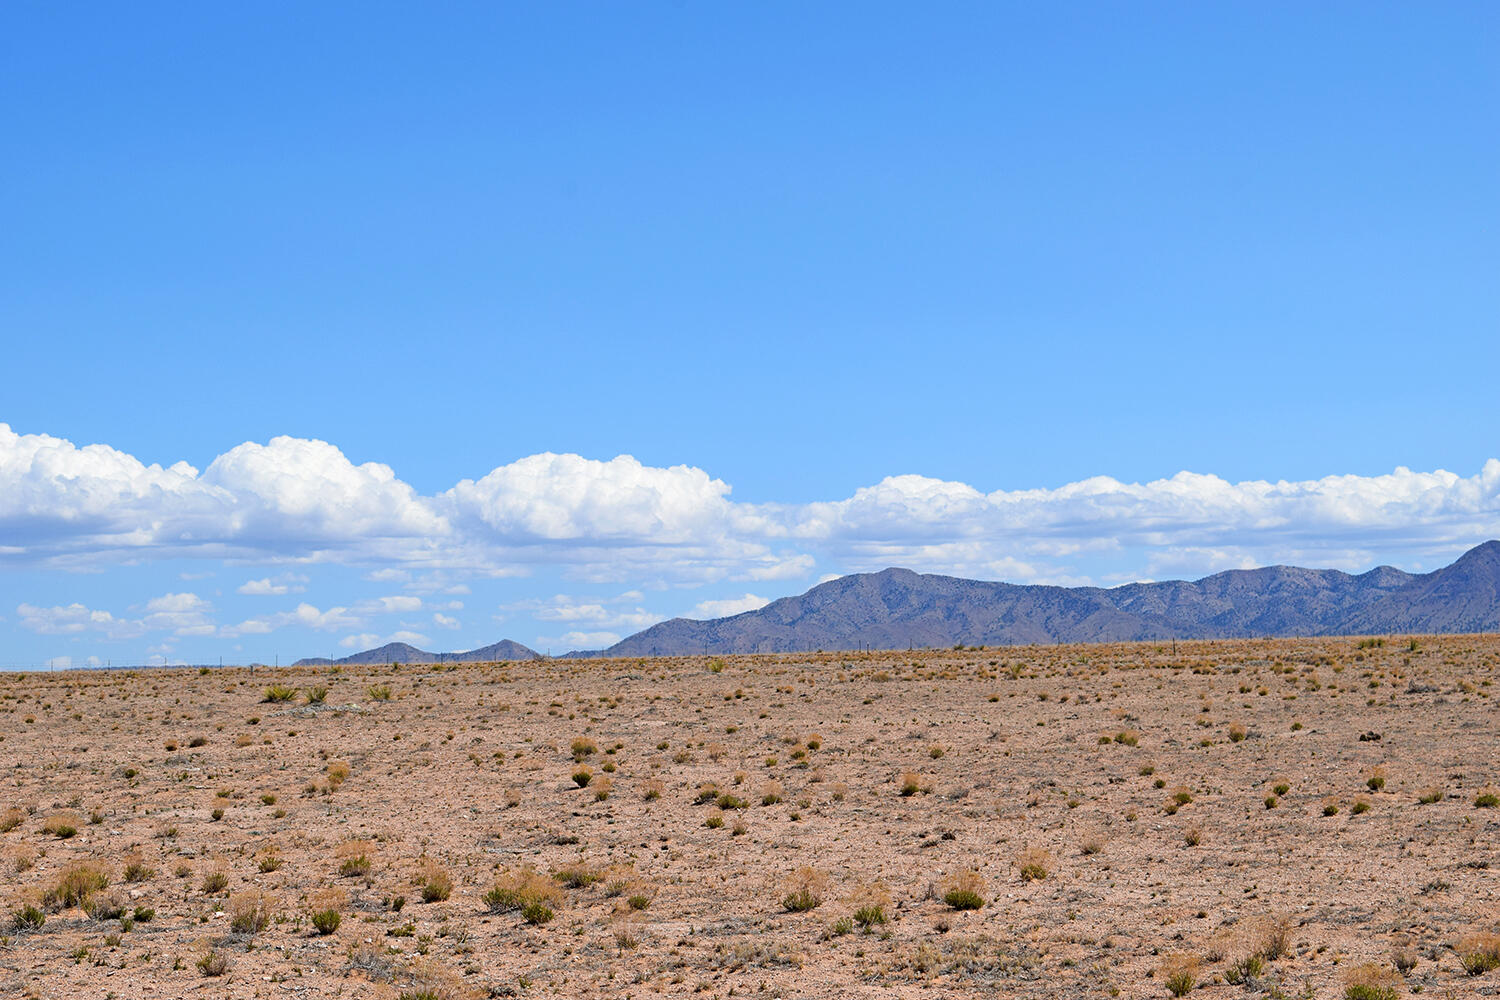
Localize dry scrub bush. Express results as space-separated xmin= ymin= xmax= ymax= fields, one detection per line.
xmin=42 ymin=811 xmax=81 ymax=838
xmin=308 ymin=887 xmax=347 ymax=935
xmin=484 ymin=866 xmax=563 ymax=920
xmin=45 ymin=861 xmax=109 ymax=910
xmin=1342 ymin=962 xmax=1399 ymax=1000
xmin=1016 ymin=846 xmax=1052 ymax=882
xmin=228 ymin=891 xmax=273 ymax=934
xmin=122 ymin=853 xmax=156 ymax=882
xmin=781 ymin=866 xmax=830 ymax=912
xmin=197 ymin=948 xmax=230 ymax=977
xmin=82 ymin=888 xmax=127 ymax=920
xmin=1248 ymin=914 xmax=1293 ymax=962
xmin=401 ymin=957 xmax=480 ymax=1000
xmin=417 ymin=862 xmax=452 ymax=902
xmin=326 ymin=760 xmax=351 ymax=790
xmin=1158 ymin=953 xmax=1200 ymax=996
xmin=553 ymin=861 xmax=602 ymax=889
xmin=899 ymin=771 xmax=921 ymax=797
xmin=844 ymin=880 xmax=892 ymax=927
xmin=0 ymin=807 xmax=24 ymax=832
xmin=337 ymin=840 xmax=375 ymax=877
xmin=1459 ymin=933 xmax=1500 ymax=975
xmin=941 ymin=869 xmax=987 ymax=910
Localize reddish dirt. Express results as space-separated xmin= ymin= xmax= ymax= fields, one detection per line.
xmin=1 ymin=635 xmax=1498 ymax=998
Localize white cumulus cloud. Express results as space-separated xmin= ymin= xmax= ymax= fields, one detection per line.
xmin=2 ymin=423 xmax=1498 ymax=587
xmin=237 ymin=573 xmax=308 ymax=596
xmin=688 ymin=594 xmax=771 ymax=619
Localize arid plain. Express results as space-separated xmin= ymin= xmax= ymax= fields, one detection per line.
xmin=2 ymin=636 xmax=1498 ymax=999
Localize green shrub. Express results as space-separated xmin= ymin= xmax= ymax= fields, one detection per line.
xmin=11 ymin=905 xmax=45 ymax=930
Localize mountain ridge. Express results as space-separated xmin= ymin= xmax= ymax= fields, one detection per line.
xmin=293 ymin=638 xmax=539 ymax=667
xmin=304 ymin=542 xmax=1500 ymax=664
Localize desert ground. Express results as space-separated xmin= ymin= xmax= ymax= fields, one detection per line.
xmin=1 ymin=636 xmax=1498 ymax=999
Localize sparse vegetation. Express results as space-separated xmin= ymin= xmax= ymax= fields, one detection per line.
xmin=0 ymin=636 xmax=1496 ymax=995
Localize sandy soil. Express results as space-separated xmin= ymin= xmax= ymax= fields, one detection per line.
xmin=1 ymin=636 xmax=1498 ymax=999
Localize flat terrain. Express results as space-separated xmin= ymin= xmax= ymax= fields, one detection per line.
xmin=1 ymin=636 xmax=1498 ymax=999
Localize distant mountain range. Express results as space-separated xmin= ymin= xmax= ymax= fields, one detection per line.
xmin=294 ymin=639 xmax=539 ymax=667
xmin=297 ymin=541 xmax=1500 ymax=664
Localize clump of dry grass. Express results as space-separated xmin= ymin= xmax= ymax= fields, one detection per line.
xmin=1158 ymin=953 xmax=1200 ymax=996
xmin=337 ymin=839 xmax=375 ymax=878
xmin=484 ymin=866 xmax=563 ymax=925
xmin=417 ymin=862 xmax=452 ymax=902
xmin=197 ymin=948 xmax=230 ymax=977
xmin=941 ymin=869 xmax=986 ymax=910
xmin=899 ymin=771 xmax=921 ymax=797
xmin=0 ymin=807 xmax=25 ymax=833
xmin=401 ymin=957 xmax=477 ymax=1000
xmin=44 ymin=861 xmax=109 ymax=910
xmin=781 ymin=866 xmax=830 ymax=912
xmin=1341 ymin=962 xmax=1399 ymax=1000
xmin=308 ymin=887 xmax=346 ymax=935
xmin=553 ymin=861 xmax=602 ymax=889
xmin=1459 ymin=932 xmax=1500 ymax=975
xmin=1247 ymin=913 xmax=1293 ymax=962
xmin=122 ymin=852 xmax=156 ymax=883
xmin=1016 ymin=846 xmax=1052 ymax=882
xmin=227 ymin=890 xmax=273 ymax=934
xmin=42 ymin=811 xmax=80 ymax=839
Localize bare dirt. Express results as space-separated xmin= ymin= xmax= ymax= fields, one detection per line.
xmin=1 ymin=636 xmax=1498 ymax=998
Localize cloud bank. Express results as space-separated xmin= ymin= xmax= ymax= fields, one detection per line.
xmin=4 ymin=423 xmax=1499 ymax=588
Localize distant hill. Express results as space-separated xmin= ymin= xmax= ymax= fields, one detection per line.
xmin=301 ymin=542 xmax=1500 ymax=664
xmin=294 ymin=639 xmax=539 ymax=667
xmin=566 ymin=540 xmax=1500 ymax=656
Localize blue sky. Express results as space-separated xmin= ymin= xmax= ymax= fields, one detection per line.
xmin=2 ymin=3 xmax=1497 ymax=667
